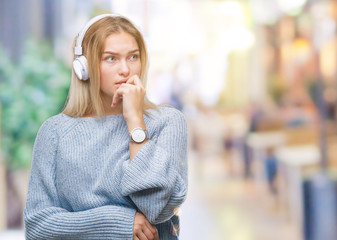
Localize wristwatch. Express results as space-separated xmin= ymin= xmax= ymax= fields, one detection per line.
xmin=129 ymin=127 xmax=148 ymax=143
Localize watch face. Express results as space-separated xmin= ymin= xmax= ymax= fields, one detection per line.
xmin=132 ymin=128 xmax=146 ymax=143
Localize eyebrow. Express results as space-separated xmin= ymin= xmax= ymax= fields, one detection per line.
xmin=102 ymin=49 xmax=140 ymax=55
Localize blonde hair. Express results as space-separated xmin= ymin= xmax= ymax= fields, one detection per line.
xmin=62 ymin=16 xmax=156 ymax=117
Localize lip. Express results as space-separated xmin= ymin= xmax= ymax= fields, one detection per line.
xmin=115 ymin=78 xmax=128 ymax=84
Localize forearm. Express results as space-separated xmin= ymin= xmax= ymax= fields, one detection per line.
xmin=127 ymin=115 xmax=148 ymax=161
xmin=130 ymin=174 xmax=187 ymax=224
xmin=24 ymin=205 xmax=136 ymax=240
xmin=122 ymin=107 xmax=188 ymax=223
xmin=121 ymin=140 xmax=188 ymax=224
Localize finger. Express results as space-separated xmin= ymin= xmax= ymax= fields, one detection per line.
xmin=151 ymin=226 xmax=159 ymax=240
xmin=111 ymin=91 xmax=122 ymax=107
xmin=126 ymin=78 xmax=145 ymax=95
xmin=111 ymin=84 xmax=132 ymax=106
xmin=144 ymin=221 xmax=158 ymax=236
xmin=111 ymin=83 xmax=140 ymax=107
xmin=133 ymin=75 xmax=143 ymax=87
xmin=136 ymin=231 xmax=149 ymax=240
xmin=128 ymin=75 xmax=143 ymax=87
xmin=149 ymin=226 xmax=159 ymax=240
xmin=142 ymin=226 xmax=155 ymax=240
xmin=126 ymin=77 xmax=135 ymax=85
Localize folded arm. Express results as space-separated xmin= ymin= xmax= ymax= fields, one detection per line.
xmin=24 ymin=118 xmax=135 ymax=240
xmin=120 ymin=109 xmax=188 ymax=224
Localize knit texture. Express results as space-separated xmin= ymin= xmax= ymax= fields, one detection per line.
xmin=24 ymin=106 xmax=188 ymax=240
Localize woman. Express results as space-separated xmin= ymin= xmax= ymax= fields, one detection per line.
xmin=24 ymin=14 xmax=188 ymax=240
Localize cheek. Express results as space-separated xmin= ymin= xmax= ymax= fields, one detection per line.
xmin=133 ymin=62 xmax=142 ymax=75
xmin=99 ymin=67 xmax=115 ymax=91
xmin=100 ymin=65 xmax=116 ymax=83
xmin=100 ymin=64 xmax=111 ymax=78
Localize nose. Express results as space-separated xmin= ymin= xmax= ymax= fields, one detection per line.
xmin=118 ymin=59 xmax=130 ymax=77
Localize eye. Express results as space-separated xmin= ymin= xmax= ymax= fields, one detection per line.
xmin=129 ymin=54 xmax=139 ymax=61
xmin=105 ymin=56 xmax=115 ymax=62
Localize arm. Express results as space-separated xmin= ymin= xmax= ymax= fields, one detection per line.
xmin=24 ymin=118 xmax=135 ymax=240
xmin=120 ymin=109 xmax=188 ymax=224
xmin=127 ymin=115 xmax=149 ymax=161
xmin=111 ymin=75 xmax=188 ymax=224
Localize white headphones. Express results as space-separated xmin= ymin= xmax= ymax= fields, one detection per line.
xmin=73 ymin=13 xmax=123 ymax=81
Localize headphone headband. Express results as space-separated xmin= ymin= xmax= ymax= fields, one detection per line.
xmin=74 ymin=13 xmax=121 ymax=56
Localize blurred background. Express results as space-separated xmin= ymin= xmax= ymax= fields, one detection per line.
xmin=1 ymin=0 xmax=337 ymax=239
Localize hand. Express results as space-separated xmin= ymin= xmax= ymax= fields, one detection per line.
xmin=133 ymin=212 xmax=159 ymax=240
xmin=111 ymin=75 xmax=145 ymax=122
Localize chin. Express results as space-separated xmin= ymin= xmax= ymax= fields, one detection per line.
xmin=100 ymin=91 xmax=113 ymax=99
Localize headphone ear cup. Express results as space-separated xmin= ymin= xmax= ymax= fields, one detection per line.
xmin=73 ymin=56 xmax=89 ymax=80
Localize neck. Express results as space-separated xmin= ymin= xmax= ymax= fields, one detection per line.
xmin=100 ymin=93 xmax=123 ymax=115
xmin=83 ymin=95 xmax=123 ymax=117
xmin=103 ymin=101 xmax=123 ymax=115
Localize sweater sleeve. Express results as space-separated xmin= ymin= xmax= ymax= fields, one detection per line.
xmin=24 ymin=117 xmax=136 ymax=240
xmin=120 ymin=109 xmax=188 ymax=224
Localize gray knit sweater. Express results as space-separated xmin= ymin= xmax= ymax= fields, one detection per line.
xmin=24 ymin=106 xmax=188 ymax=240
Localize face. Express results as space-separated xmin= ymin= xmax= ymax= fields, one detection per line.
xmin=99 ymin=32 xmax=141 ymax=100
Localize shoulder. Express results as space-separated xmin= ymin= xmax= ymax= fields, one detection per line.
xmin=145 ymin=106 xmax=187 ymax=135
xmin=148 ymin=106 xmax=186 ymax=120
xmin=34 ymin=114 xmax=63 ymax=147
xmin=147 ymin=106 xmax=186 ymax=124
xmin=38 ymin=114 xmax=62 ymax=133
xmin=36 ymin=113 xmax=86 ymax=147
xmin=37 ymin=113 xmax=75 ymax=138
